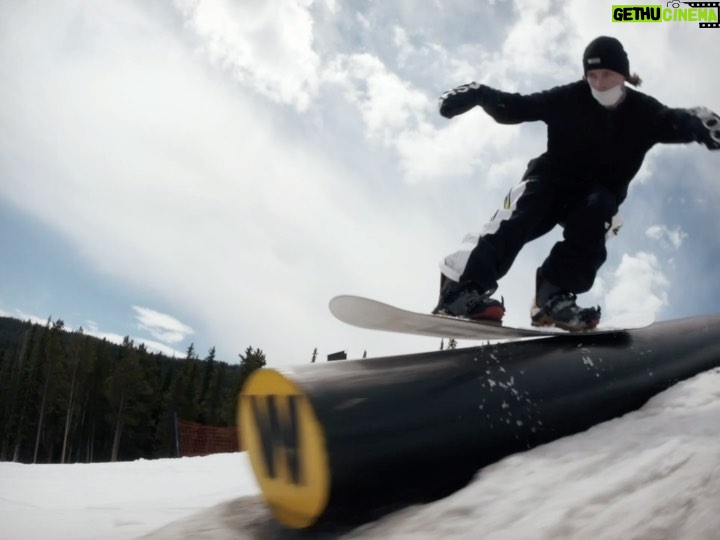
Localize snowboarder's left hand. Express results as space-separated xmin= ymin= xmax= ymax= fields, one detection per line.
xmin=687 ymin=107 xmax=720 ymax=150
xmin=438 ymin=82 xmax=486 ymax=119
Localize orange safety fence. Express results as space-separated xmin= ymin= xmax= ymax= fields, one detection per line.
xmin=177 ymin=419 xmax=241 ymax=457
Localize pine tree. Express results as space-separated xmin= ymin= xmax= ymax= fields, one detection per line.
xmin=205 ymin=361 xmax=228 ymax=426
xmin=71 ymin=334 xmax=99 ymax=462
xmin=155 ymin=342 xmax=202 ymax=455
xmin=33 ymin=319 xmax=65 ymax=463
xmin=198 ymin=347 xmax=216 ymax=423
xmin=180 ymin=344 xmax=201 ymax=421
xmin=0 ymin=326 xmax=32 ymax=460
xmin=61 ymin=328 xmax=84 ymax=463
xmin=105 ymin=337 xmax=152 ymax=462
xmin=222 ymin=347 xmax=267 ymax=425
xmin=13 ymin=321 xmax=48 ymax=462
xmin=81 ymin=338 xmax=112 ymax=462
xmin=238 ymin=346 xmax=266 ymax=386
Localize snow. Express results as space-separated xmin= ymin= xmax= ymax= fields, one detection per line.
xmin=2 ymin=368 xmax=720 ymax=540
xmin=0 ymin=454 xmax=259 ymax=540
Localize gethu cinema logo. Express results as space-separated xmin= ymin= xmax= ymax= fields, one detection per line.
xmin=612 ymin=2 xmax=719 ymax=25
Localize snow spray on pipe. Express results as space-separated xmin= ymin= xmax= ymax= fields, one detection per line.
xmin=237 ymin=314 xmax=720 ymax=530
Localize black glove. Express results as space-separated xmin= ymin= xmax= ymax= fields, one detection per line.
xmin=438 ymin=82 xmax=487 ymax=119
xmin=687 ymin=107 xmax=720 ymax=150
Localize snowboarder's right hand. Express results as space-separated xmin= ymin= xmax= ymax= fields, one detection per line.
xmin=438 ymin=82 xmax=486 ymax=119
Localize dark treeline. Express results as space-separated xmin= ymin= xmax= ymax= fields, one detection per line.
xmin=0 ymin=316 xmax=266 ymax=464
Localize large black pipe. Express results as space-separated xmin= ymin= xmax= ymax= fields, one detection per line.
xmin=238 ymin=315 xmax=720 ymax=529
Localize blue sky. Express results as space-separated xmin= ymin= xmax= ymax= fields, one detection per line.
xmin=1 ymin=0 xmax=719 ymax=366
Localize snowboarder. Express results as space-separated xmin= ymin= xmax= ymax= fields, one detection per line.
xmin=434 ymin=36 xmax=719 ymax=331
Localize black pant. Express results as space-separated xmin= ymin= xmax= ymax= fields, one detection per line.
xmin=459 ymin=177 xmax=619 ymax=294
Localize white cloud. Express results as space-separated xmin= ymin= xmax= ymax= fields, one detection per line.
xmin=604 ymin=253 xmax=669 ymax=318
xmin=393 ymin=26 xmax=414 ymax=67
xmin=84 ymin=328 xmax=186 ymax=358
xmin=395 ymin=114 xmax=518 ymax=183
xmin=133 ymin=338 xmax=187 ymax=358
xmin=13 ymin=311 xmax=50 ymax=327
xmin=83 ymin=318 xmax=186 ymax=357
xmin=0 ymin=307 xmax=185 ymax=357
xmin=175 ymin=0 xmax=321 ymax=110
xmin=646 ymin=225 xmax=688 ymax=250
xmin=133 ymin=306 xmax=194 ymax=344
xmin=501 ymin=1 xmax=579 ymax=83
xmin=323 ymin=53 xmax=430 ymax=142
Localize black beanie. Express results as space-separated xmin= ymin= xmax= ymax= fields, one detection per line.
xmin=583 ymin=36 xmax=630 ymax=78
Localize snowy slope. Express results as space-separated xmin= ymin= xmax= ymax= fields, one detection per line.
xmin=0 ymin=454 xmax=259 ymax=540
xmin=2 ymin=368 xmax=719 ymax=540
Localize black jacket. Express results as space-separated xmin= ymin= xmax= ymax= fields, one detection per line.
xmin=479 ymin=81 xmax=698 ymax=202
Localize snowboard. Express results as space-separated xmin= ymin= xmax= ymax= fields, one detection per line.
xmin=329 ymin=295 xmax=654 ymax=340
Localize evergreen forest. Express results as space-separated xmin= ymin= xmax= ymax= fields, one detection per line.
xmin=0 ymin=316 xmax=266 ymax=464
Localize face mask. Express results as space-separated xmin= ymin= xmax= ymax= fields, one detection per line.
xmin=590 ymin=83 xmax=625 ymax=107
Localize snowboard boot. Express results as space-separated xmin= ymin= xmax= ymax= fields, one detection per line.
xmin=531 ymin=268 xmax=600 ymax=331
xmin=433 ymin=274 xmax=505 ymax=322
